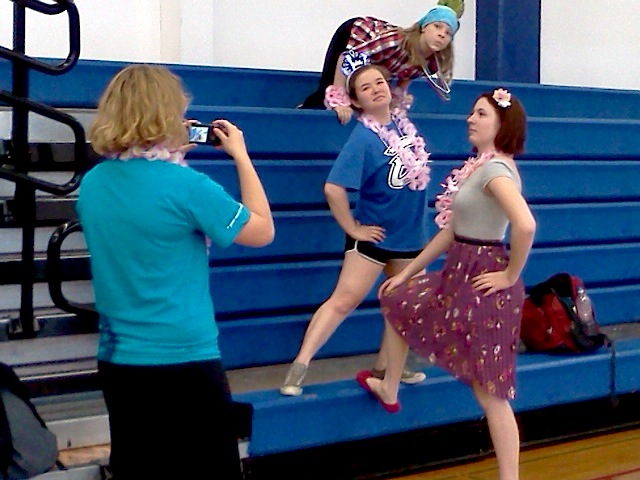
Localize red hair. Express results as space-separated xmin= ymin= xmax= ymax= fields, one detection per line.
xmin=473 ymin=90 xmax=527 ymax=155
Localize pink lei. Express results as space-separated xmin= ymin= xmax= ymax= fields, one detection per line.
xmin=434 ymin=150 xmax=496 ymax=229
xmin=359 ymin=108 xmax=431 ymax=191
xmin=111 ymin=144 xmax=186 ymax=165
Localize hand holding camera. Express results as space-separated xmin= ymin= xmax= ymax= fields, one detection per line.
xmin=187 ymin=121 xmax=222 ymax=146
xmin=186 ymin=119 xmax=248 ymax=162
xmin=213 ymin=120 xmax=249 ymax=160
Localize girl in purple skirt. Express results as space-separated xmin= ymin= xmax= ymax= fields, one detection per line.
xmin=357 ymin=88 xmax=535 ymax=480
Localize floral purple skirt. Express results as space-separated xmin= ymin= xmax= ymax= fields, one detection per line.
xmin=380 ymin=236 xmax=524 ymax=400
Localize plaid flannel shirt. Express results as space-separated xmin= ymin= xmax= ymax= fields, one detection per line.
xmin=347 ymin=17 xmax=437 ymax=82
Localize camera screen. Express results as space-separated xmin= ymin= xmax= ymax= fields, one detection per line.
xmin=188 ymin=125 xmax=210 ymax=143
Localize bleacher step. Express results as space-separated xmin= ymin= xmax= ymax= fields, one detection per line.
xmin=14 ymin=327 xmax=640 ymax=477
xmin=33 ymin=465 xmax=103 ymax=480
xmin=30 ymin=352 xmax=383 ymax=479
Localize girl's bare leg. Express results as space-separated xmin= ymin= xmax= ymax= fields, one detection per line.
xmin=473 ymin=382 xmax=520 ymax=480
xmin=374 ymin=260 xmax=425 ymax=374
xmin=293 ymin=252 xmax=384 ymax=365
xmin=366 ymin=319 xmax=409 ymax=404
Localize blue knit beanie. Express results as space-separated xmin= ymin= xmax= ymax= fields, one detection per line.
xmin=418 ymin=5 xmax=459 ymax=36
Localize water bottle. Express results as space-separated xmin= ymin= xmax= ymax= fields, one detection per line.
xmin=574 ymin=286 xmax=597 ymax=335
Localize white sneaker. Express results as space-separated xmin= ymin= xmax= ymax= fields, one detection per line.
xmin=399 ymin=369 xmax=427 ymax=385
xmin=280 ymin=362 xmax=307 ymax=396
xmin=370 ymin=368 xmax=427 ymax=385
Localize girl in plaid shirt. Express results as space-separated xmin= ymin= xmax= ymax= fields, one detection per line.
xmin=299 ymin=1 xmax=463 ymax=124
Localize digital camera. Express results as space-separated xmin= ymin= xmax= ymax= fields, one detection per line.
xmin=188 ymin=123 xmax=221 ymax=146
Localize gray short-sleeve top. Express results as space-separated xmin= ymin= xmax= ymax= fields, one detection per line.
xmin=452 ymin=158 xmax=521 ymax=241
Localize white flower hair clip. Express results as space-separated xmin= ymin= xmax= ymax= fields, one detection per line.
xmin=341 ymin=49 xmax=371 ymax=91
xmin=341 ymin=50 xmax=370 ymax=78
xmin=492 ymin=88 xmax=512 ymax=108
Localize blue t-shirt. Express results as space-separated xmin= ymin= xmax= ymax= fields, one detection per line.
xmin=326 ymin=122 xmax=429 ymax=251
xmin=76 ymin=158 xmax=250 ymax=365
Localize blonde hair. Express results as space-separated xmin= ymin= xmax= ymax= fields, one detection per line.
xmin=399 ymin=24 xmax=454 ymax=84
xmin=89 ymin=64 xmax=190 ymax=155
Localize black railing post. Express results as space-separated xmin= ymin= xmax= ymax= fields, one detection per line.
xmin=10 ymin=1 xmax=38 ymax=336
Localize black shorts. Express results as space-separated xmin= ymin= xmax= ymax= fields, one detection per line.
xmin=344 ymin=235 xmax=422 ymax=265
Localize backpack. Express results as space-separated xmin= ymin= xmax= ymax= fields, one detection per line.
xmin=520 ymin=273 xmax=610 ymax=353
xmin=0 ymin=362 xmax=59 ymax=479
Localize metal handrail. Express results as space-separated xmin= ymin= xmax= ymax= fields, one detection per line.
xmin=46 ymin=220 xmax=98 ymax=321
xmin=0 ymin=0 xmax=81 ymax=75
xmin=0 ymin=90 xmax=87 ymax=195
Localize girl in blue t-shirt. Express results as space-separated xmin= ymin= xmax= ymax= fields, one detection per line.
xmin=281 ymin=61 xmax=432 ymax=396
xmin=79 ymin=64 xmax=274 ymax=479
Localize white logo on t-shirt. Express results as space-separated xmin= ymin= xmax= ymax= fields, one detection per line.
xmin=386 ymin=135 xmax=413 ymax=189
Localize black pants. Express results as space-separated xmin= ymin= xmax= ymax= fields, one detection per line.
xmin=98 ymin=359 xmax=244 ymax=479
xmin=299 ymin=18 xmax=358 ymax=109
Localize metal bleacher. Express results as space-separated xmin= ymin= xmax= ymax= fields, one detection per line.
xmin=1 ymin=1 xmax=640 ymax=479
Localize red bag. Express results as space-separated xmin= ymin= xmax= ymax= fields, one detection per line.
xmin=520 ymin=273 xmax=608 ymax=353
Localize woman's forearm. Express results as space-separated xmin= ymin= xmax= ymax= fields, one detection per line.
xmin=332 ymin=53 xmax=348 ymax=90
xmin=401 ymin=228 xmax=454 ymax=279
xmin=325 ymin=183 xmax=357 ymax=236
xmin=505 ymin=222 xmax=536 ymax=283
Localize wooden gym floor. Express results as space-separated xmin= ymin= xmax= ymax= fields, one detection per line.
xmin=57 ymin=426 xmax=640 ymax=479
xmin=392 ymin=427 xmax=640 ymax=480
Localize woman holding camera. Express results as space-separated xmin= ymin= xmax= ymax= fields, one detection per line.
xmin=77 ymin=64 xmax=274 ymax=479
